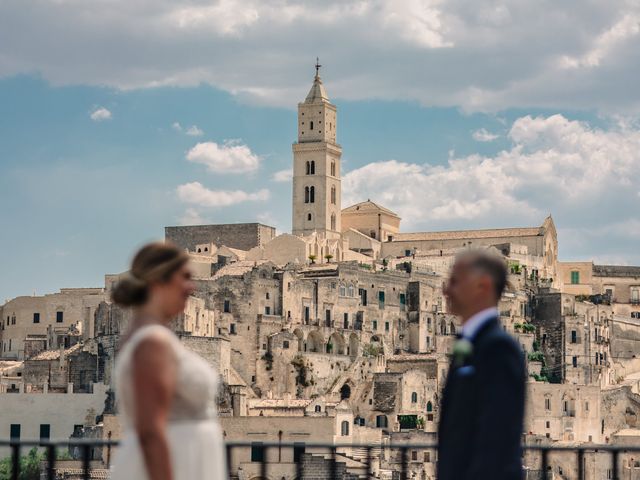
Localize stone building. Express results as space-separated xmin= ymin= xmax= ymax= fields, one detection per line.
xmin=0 ymin=288 xmax=105 ymax=360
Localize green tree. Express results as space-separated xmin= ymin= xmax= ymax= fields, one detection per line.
xmin=0 ymin=448 xmax=44 ymax=480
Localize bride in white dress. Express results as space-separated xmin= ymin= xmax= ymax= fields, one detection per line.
xmin=109 ymin=242 xmax=226 ymax=480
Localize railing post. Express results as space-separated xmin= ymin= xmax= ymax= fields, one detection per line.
xmin=330 ymin=446 xmax=337 ymax=480
xmin=226 ymin=444 xmax=233 ymax=480
xmin=400 ymin=446 xmax=408 ymax=480
xmin=366 ymin=446 xmax=372 ymax=480
xmin=260 ymin=445 xmax=268 ymax=480
xmin=82 ymin=443 xmax=91 ymax=480
xmin=612 ymin=449 xmax=619 ymax=480
xmin=577 ymin=448 xmax=584 ymax=480
xmin=11 ymin=443 xmax=20 ymax=480
xmin=47 ymin=444 xmax=56 ymax=480
xmin=540 ymin=448 xmax=548 ymax=480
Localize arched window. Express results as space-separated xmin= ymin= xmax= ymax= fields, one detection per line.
xmin=341 ymin=420 xmax=349 ymax=436
xmin=331 ymin=186 xmax=336 ymax=205
xmin=426 ymin=401 xmax=433 ymax=412
xmin=309 ymin=186 xmax=315 ymax=203
xmin=331 ymin=214 xmax=336 ymax=231
xmin=450 ymin=322 xmax=456 ymax=335
xmin=306 ymin=161 xmax=310 ymax=175
xmin=310 ymin=161 xmax=315 ymax=174
xmin=348 ymin=285 xmax=354 ymax=297
xmin=307 ymin=213 xmax=312 ymax=221
xmin=339 ymin=284 xmax=346 ymax=296
xmin=331 ymin=162 xmax=336 ymax=176
xmin=340 ymin=384 xmax=351 ymax=400
xmin=310 ymin=121 xmax=314 ymax=130
xmin=411 ymin=392 xmax=418 ymax=403
xmin=304 ymin=186 xmax=310 ymax=203
xmin=315 ymin=405 xmax=322 ymax=413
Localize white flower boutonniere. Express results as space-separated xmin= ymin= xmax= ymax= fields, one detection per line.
xmin=452 ymin=338 xmax=474 ymax=368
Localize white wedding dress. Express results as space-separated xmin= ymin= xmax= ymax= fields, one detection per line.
xmin=111 ymin=324 xmax=227 ymax=480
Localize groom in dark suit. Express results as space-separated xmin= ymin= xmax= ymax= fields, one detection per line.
xmin=437 ymin=251 xmax=525 ymax=480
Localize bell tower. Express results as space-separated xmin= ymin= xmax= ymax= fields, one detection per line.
xmin=292 ymin=59 xmax=342 ymax=238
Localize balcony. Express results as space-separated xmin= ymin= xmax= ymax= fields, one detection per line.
xmin=2 ymin=439 xmax=640 ymax=479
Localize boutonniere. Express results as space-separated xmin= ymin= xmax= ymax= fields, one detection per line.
xmin=452 ymin=338 xmax=473 ymax=367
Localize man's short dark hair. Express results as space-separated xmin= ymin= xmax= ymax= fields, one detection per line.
xmin=459 ymin=250 xmax=508 ymax=300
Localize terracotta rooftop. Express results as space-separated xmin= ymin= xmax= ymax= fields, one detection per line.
xmin=593 ymin=265 xmax=640 ymax=278
xmin=392 ymin=226 xmax=543 ymax=242
xmin=342 ymin=200 xmax=400 ymax=218
xmin=29 ymin=343 xmax=82 ymax=361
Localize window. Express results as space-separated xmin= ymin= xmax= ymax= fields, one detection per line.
xmin=343 ymin=313 xmax=349 ymax=329
xmin=632 ymin=288 xmax=640 ymax=304
xmin=330 ymin=186 xmax=336 ymax=205
xmin=283 ymin=341 xmax=290 ymax=349
xmin=230 ymin=324 xmax=236 ymax=334
xmin=570 ymin=271 xmax=580 ymax=284
xmin=348 ymin=285 xmax=354 ymax=297
xmin=309 ymin=186 xmax=315 ymax=203
xmin=546 ymin=421 xmax=550 ymax=428
xmin=12 ymin=316 xmax=16 ymax=325
xmin=372 ymin=320 xmax=378 ymax=331
xmin=376 ymin=415 xmax=388 ymax=428
xmin=331 ymin=214 xmax=336 ymax=231
xmin=265 ymin=306 xmax=271 ymax=315
xmin=293 ymin=442 xmax=306 ymax=463
xmin=307 ymin=213 xmax=312 ymax=221
xmin=585 ymin=401 xmax=589 ymax=412
xmin=571 ymin=330 xmax=577 ymax=343
xmin=339 ymin=284 xmax=347 ymax=296
xmin=426 ymin=401 xmax=433 ymax=413
xmin=399 ymin=293 xmax=406 ymax=311
xmin=250 ymin=442 xmax=264 ymax=462
xmin=10 ymin=424 xmax=20 ymax=440
xmin=33 ymin=313 xmax=40 ymax=324
xmin=405 ymin=249 xmax=411 ymax=257
xmin=325 ymin=309 xmax=331 ymax=326
xmin=359 ymin=288 xmax=368 ymax=306
xmin=310 ymin=161 xmax=315 ymax=174
xmin=305 ymin=186 xmax=310 ymax=203
xmin=378 ymin=291 xmax=385 ymax=309
xmin=331 ymin=162 xmax=336 ymax=176
xmin=424 ymin=452 xmax=431 ymax=463
xmin=266 ymin=292 xmax=270 ymax=300
xmin=385 ymin=321 xmax=390 ymax=332
xmin=56 ymin=311 xmax=64 ymax=323
xmin=223 ymin=300 xmax=231 ymax=313
xmin=40 ymin=424 xmax=50 ymax=441
xmin=304 ymin=306 xmax=310 ymax=323
xmin=310 ymin=121 xmax=314 ymax=130
xmin=341 ymin=420 xmax=349 ymax=436
xmin=315 ymin=405 xmax=322 ymax=413
xmin=572 ymin=356 xmax=578 ymax=367
xmin=411 ymin=392 xmax=418 ymax=403
xmin=411 ymin=451 xmax=418 ymax=461
xmin=545 ymin=398 xmax=551 ymax=410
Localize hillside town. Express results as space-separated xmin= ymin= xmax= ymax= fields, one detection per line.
xmin=2 ymin=69 xmax=640 ymax=480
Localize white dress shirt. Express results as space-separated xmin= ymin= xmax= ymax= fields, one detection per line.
xmin=461 ymin=306 xmax=499 ymax=340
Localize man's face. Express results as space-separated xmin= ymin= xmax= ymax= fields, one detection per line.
xmin=444 ymin=259 xmax=479 ymax=316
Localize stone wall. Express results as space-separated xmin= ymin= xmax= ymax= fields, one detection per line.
xmin=165 ymin=223 xmax=276 ymax=252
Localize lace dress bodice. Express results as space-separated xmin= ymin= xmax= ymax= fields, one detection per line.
xmin=115 ymin=325 xmax=219 ymax=426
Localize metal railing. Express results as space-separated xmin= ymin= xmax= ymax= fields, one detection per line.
xmin=2 ymin=439 xmax=640 ymax=479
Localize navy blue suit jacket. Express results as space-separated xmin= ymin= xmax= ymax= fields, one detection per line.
xmin=437 ymin=317 xmax=526 ymax=480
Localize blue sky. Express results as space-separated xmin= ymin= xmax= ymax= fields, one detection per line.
xmin=1 ymin=1 xmax=640 ymax=300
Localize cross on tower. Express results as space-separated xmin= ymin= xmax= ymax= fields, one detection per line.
xmin=315 ymin=57 xmax=322 ymax=77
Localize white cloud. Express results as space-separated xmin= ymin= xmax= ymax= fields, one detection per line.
xmin=173 ymin=122 xmax=204 ymax=136
xmin=3 ymin=1 xmax=640 ymax=113
xmin=89 ymin=107 xmax=112 ymax=122
xmin=472 ymin=128 xmax=499 ymax=142
xmin=272 ymin=169 xmax=293 ymax=182
xmin=186 ymin=141 xmax=261 ymax=173
xmin=185 ymin=125 xmax=204 ymax=136
xmin=179 ymin=207 xmax=206 ymax=225
xmin=343 ymin=114 xmax=640 ymax=231
xmin=176 ymin=181 xmax=269 ymax=207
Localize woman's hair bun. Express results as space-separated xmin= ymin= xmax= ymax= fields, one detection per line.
xmin=111 ymin=272 xmax=149 ymax=307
